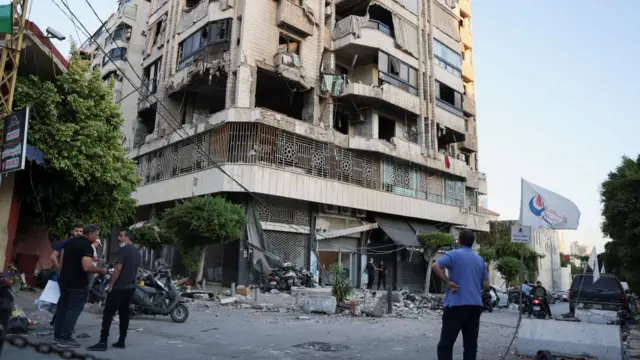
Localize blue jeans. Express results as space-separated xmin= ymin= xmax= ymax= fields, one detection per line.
xmin=53 ymin=288 xmax=88 ymax=341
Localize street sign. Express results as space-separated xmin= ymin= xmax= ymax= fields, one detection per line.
xmin=511 ymin=225 xmax=531 ymax=244
xmin=1 ymin=107 xmax=29 ymax=174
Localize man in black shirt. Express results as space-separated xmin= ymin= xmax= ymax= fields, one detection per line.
xmin=365 ymin=258 xmax=376 ymax=290
xmin=87 ymin=229 xmax=141 ymax=351
xmin=54 ymin=224 xmax=106 ymax=348
xmin=377 ymin=260 xmax=387 ymax=290
xmin=534 ymin=281 xmax=552 ymax=319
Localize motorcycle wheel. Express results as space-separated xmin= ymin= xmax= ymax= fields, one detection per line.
xmin=486 ymin=302 xmax=493 ymax=312
xmin=170 ymin=303 xmax=189 ymax=323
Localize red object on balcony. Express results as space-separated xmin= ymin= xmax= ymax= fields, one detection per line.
xmin=444 ymin=155 xmax=451 ymax=169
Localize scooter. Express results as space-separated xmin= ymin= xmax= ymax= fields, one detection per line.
xmin=131 ymin=266 xmax=189 ymax=323
xmin=531 ymin=297 xmax=548 ymax=319
xmin=482 ymin=289 xmax=493 ymax=312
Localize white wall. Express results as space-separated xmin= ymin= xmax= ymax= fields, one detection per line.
xmin=530 ymin=227 xmax=560 ymax=290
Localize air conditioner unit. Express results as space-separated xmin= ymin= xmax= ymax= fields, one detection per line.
xmin=340 ymin=206 xmax=351 ymax=215
xmin=355 ymin=209 xmax=366 ymax=218
xmin=323 ymin=204 xmax=338 ymax=214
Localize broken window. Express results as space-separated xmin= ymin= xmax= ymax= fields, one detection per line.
xmin=435 ymin=81 xmax=463 ymax=113
xmin=177 ymin=18 xmax=232 ymax=69
xmin=142 ymin=58 xmax=162 ymax=98
xmin=138 ymin=103 xmax=157 ymax=137
xmin=333 ymin=112 xmax=349 ymax=135
xmin=185 ymin=0 xmax=199 ymax=7
xmin=102 ymin=70 xmax=120 ymax=82
xmin=377 ymin=51 xmax=418 ymax=95
xmin=278 ymin=34 xmax=300 ymax=55
xmin=153 ymin=19 xmax=163 ymax=46
xmin=255 ymin=69 xmax=304 ymax=120
xmin=365 ymin=5 xmax=394 ymax=36
xmin=378 ymin=115 xmax=396 ymax=142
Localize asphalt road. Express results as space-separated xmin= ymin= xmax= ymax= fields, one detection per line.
xmin=2 ymin=293 xmax=576 ymax=360
xmin=5 ymin=301 xmax=527 ymax=360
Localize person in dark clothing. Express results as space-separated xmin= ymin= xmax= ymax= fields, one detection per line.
xmin=87 ymin=229 xmax=141 ymax=351
xmin=431 ymin=229 xmax=489 ymax=360
xmin=365 ymin=259 xmax=376 ymax=290
xmin=534 ymin=281 xmax=552 ymax=319
xmin=54 ymin=224 xmax=106 ymax=348
xmin=377 ymin=261 xmax=387 ymax=290
xmin=49 ymin=224 xmax=83 ymax=327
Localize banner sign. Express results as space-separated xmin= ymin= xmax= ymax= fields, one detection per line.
xmin=1 ymin=108 xmax=29 ymax=174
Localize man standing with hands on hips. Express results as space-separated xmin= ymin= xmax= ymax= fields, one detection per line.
xmin=87 ymin=229 xmax=141 ymax=352
xmin=431 ymin=229 xmax=490 ymax=360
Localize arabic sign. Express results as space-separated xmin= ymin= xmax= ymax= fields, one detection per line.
xmin=510 ymin=225 xmax=531 ymax=244
xmin=1 ymin=108 xmax=29 ymax=174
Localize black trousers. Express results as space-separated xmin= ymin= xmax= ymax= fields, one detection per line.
xmin=100 ymin=289 xmax=135 ymax=343
xmin=366 ymin=274 xmax=374 ymax=289
xmin=54 ymin=288 xmax=88 ymax=341
xmin=377 ymin=274 xmax=386 ymax=290
xmin=437 ymin=305 xmax=483 ymax=360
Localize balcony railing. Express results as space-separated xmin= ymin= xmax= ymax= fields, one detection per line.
xmin=364 ymin=20 xmax=393 ymax=36
xmin=135 ymin=122 xmax=468 ymax=207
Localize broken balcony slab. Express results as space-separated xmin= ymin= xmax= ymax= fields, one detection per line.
xmin=337 ymin=82 xmax=422 ymax=115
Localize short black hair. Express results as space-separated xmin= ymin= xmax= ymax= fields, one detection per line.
xmin=458 ymin=229 xmax=475 ymax=247
xmin=120 ymin=229 xmax=133 ymax=240
xmin=83 ymin=224 xmax=100 ymax=235
xmin=73 ymin=223 xmax=83 ymax=229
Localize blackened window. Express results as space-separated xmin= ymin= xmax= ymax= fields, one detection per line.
xmin=377 ymin=51 xmax=418 ymax=95
xmin=177 ymin=18 xmax=232 ymax=68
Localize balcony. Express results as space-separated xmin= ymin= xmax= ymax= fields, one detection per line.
xmin=138 ymin=78 xmax=158 ymax=111
xmin=462 ymin=60 xmax=474 ymax=82
xmin=463 ymin=94 xmax=476 ymax=116
xmin=132 ymin=121 xmax=487 ymax=229
xmin=435 ymin=100 xmax=466 ymax=134
xmin=338 ymin=82 xmax=421 ymax=115
xmin=333 ymin=18 xmax=418 ymax=68
xmin=276 ymin=0 xmax=314 ymax=38
xmin=460 ymin=134 xmax=477 ymax=152
xmin=460 ymin=27 xmax=473 ymax=48
xmin=478 ymin=172 xmax=488 ymax=194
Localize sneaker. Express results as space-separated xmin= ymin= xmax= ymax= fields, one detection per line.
xmin=112 ymin=340 xmax=125 ymax=349
xmin=55 ymin=339 xmax=81 ymax=348
xmin=87 ymin=342 xmax=108 ymax=351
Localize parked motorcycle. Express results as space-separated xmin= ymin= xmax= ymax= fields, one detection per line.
xmin=88 ymin=264 xmax=115 ymax=306
xmin=482 ymin=289 xmax=493 ymax=312
xmin=131 ymin=265 xmax=189 ymax=323
xmin=0 ymin=273 xmax=13 ymax=357
xmin=267 ymin=262 xmax=299 ymax=291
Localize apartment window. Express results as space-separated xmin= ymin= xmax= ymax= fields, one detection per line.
xmin=177 ymin=18 xmax=232 ymax=68
xmin=142 ymin=58 xmax=162 ymax=98
xmin=435 ymin=81 xmax=463 ymax=116
xmin=118 ymin=0 xmax=132 ymax=11
xmin=152 ymin=19 xmax=163 ymax=46
xmin=377 ymin=51 xmax=418 ymax=95
xmin=102 ymin=47 xmax=127 ymax=66
xmin=278 ymin=34 xmax=300 ymax=54
xmin=433 ymin=39 xmax=462 ymax=77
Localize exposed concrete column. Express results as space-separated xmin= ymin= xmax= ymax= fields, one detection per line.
xmin=234 ymin=65 xmax=255 ymax=108
xmin=371 ymin=110 xmax=379 ymax=139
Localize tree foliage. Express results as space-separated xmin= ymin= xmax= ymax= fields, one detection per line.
xmin=477 ymin=246 xmax=496 ymax=265
xmin=600 ymin=155 xmax=640 ymax=292
xmin=132 ymin=221 xmax=175 ymax=250
xmin=417 ymin=232 xmax=455 ymax=252
xmin=495 ymin=257 xmax=521 ymax=287
xmin=13 ymin=51 xmax=138 ymax=237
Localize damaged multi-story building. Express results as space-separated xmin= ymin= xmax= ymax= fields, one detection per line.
xmin=94 ymin=0 xmax=490 ymax=291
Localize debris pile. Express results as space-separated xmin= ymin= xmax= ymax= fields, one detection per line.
xmin=626 ymin=328 xmax=640 ymax=359
xmin=339 ymin=289 xmax=444 ymax=318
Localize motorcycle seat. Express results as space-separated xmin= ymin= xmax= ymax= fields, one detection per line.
xmin=136 ymin=284 xmax=158 ymax=293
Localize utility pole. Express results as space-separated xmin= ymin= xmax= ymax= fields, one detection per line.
xmin=0 ymin=0 xmax=29 ymax=117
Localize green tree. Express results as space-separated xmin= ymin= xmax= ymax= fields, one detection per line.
xmin=478 ymin=246 xmax=496 ymax=265
xmin=160 ymin=196 xmax=246 ymax=280
xmin=418 ymin=232 xmax=455 ymax=294
xmin=13 ymin=51 xmax=138 ymax=238
xmin=132 ymin=220 xmax=175 ymax=250
xmin=495 ymin=257 xmax=521 ymax=287
xmin=600 ymin=156 xmax=640 ymax=292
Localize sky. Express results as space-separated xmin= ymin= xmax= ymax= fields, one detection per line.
xmin=24 ymin=1 xmax=640 ymax=253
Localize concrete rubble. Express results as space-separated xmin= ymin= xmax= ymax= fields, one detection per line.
xmin=625 ymin=328 xmax=640 ymax=359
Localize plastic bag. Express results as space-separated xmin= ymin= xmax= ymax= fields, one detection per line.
xmin=8 ymin=304 xmax=29 ymax=333
xmin=34 ymin=299 xmax=56 ymax=314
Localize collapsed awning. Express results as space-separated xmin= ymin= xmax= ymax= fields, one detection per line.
xmin=374 ymin=216 xmax=420 ymax=248
xmin=26 ymin=144 xmax=47 ymax=167
xmin=408 ymin=221 xmax=439 ymax=235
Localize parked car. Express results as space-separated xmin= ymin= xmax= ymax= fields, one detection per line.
xmin=490 ymin=286 xmax=509 ymax=308
xmin=568 ymin=273 xmax=627 ymax=314
xmin=554 ymin=291 xmax=569 ymax=302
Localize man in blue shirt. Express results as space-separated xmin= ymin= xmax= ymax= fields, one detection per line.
xmin=521 ymin=280 xmax=532 ymax=296
xmin=431 ymin=229 xmax=490 ymax=360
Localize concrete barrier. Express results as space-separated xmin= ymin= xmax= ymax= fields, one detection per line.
xmin=292 ymin=287 xmax=336 ymax=315
xmin=513 ymin=318 xmax=622 ymax=360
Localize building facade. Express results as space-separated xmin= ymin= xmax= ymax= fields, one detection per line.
xmin=89 ymin=0 xmax=491 ymax=289
xmin=80 ymin=0 xmax=152 ymax=149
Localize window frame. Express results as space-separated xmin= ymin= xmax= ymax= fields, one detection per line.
xmin=177 ymin=18 xmax=232 ymax=69
xmin=433 ymin=39 xmax=462 ymax=78
xmin=377 ymin=51 xmax=418 ymax=95
xmin=102 ymin=47 xmax=128 ymax=66
xmin=435 ymin=80 xmax=464 ymax=116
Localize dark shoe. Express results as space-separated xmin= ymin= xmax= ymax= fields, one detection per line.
xmin=112 ymin=340 xmax=125 ymax=349
xmin=87 ymin=342 xmax=108 ymax=351
xmin=55 ymin=339 xmax=81 ymax=348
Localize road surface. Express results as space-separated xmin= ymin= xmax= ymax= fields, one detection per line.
xmin=3 ymin=296 xmax=573 ymax=360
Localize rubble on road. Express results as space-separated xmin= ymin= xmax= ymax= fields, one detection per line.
xmin=625 ymin=328 xmax=640 ymax=359
xmin=345 ymin=289 xmax=444 ymax=318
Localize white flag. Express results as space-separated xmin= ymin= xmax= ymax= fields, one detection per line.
xmin=519 ymin=178 xmax=581 ymax=230
xmin=588 ymin=246 xmax=600 ymax=284
xmin=601 ymin=263 xmax=606 ymax=274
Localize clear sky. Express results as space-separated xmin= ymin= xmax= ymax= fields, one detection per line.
xmin=26 ymin=1 xmax=640 ymax=252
